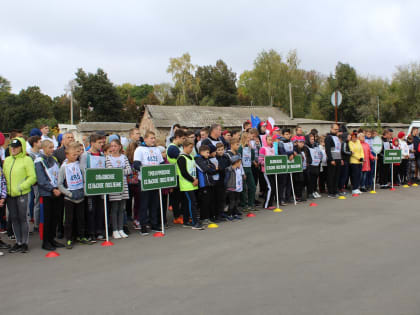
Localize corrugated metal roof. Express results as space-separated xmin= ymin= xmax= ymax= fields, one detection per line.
xmin=77 ymin=122 xmax=136 ymax=132
xmin=145 ymin=105 xmax=334 ymax=128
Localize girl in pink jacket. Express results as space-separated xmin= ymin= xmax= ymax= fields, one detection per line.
xmin=359 ymin=133 xmax=375 ymax=191
xmin=259 ymin=134 xmax=276 ymax=209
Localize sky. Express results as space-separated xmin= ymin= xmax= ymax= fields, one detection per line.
xmin=0 ymin=0 xmax=418 ymax=97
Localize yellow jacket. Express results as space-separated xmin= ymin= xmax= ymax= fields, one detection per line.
xmin=349 ymin=140 xmax=364 ymax=164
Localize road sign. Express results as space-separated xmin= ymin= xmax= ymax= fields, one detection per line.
xmin=383 ymin=149 xmax=402 ymax=164
xmin=85 ymin=168 xmax=124 ymax=196
xmin=287 ymin=155 xmax=303 ymax=173
xmin=331 ymin=90 xmax=342 ymax=107
xmin=141 ymin=164 xmax=177 ymax=191
xmin=371 ymin=136 xmax=383 ymax=154
xmin=264 ymin=155 xmax=288 ymax=174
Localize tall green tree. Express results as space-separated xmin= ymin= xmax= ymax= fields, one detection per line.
xmin=195 ymin=59 xmax=238 ymax=106
xmin=74 ymin=68 xmax=123 ymax=122
xmin=0 ymin=76 xmax=11 ymax=94
xmin=167 ymin=53 xmax=197 ymax=105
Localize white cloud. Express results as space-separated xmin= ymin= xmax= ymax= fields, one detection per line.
xmin=0 ymin=0 xmax=418 ymax=96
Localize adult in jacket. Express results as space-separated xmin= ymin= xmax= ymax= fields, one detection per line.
xmin=3 ymin=138 xmax=37 ymax=253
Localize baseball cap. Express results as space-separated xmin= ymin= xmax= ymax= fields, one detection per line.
xmin=231 ymin=155 xmax=241 ymax=163
xmin=10 ymin=139 xmax=22 ymax=148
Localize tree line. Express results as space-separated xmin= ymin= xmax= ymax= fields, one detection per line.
xmin=1 ymin=49 xmax=419 ymax=132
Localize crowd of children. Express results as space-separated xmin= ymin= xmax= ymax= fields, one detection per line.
xmin=0 ymin=121 xmax=419 ymax=256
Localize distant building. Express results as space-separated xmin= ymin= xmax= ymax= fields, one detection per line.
xmin=139 ymin=105 xmax=336 ymax=143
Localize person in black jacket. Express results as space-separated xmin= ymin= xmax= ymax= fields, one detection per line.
xmin=338 ymin=132 xmax=352 ymax=194
xmin=195 ymin=145 xmax=218 ymax=224
xmin=214 ymin=143 xmax=231 ymax=221
xmin=304 ymin=134 xmax=321 ymax=199
xmin=325 ymin=123 xmax=343 ymax=198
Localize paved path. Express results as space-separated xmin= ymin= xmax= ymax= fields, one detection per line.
xmin=2 ymin=188 xmax=420 ymax=315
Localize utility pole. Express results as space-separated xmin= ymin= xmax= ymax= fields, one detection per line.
xmin=289 ymin=83 xmax=293 ymax=119
xmin=66 ymin=80 xmax=76 ymax=125
xmin=377 ymin=96 xmax=380 ymax=121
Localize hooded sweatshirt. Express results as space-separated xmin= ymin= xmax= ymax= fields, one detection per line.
xmin=34 ymin=153 xmax=60 ymax=197
xmin=258 ymin=135 xmax=275 ymax=173
xmin=3 ymin=137 xmax=37 ymax=197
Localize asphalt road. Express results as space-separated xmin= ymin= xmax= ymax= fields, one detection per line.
xmin=2 ymin=187 xmax=420 ymax=315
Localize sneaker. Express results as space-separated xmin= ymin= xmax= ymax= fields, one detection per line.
xmin=133 ymin=221 xmax=141 ymax=230
xmin=123 ymin=226 xmax=131 ymax=235
xmin=20 ymin=244 xmax=29 ymax=253
xmin=192 ymin=223 xmax=204 ymax=230
xmin=327 ymin=194 xmax=337 ymax=198
xmin=97 ymin=234 xmax=105 ymax=240
xmin=201 ymin=219 xmax=210 ymax=225
xmin=79 ymin=237 xmax=92 ymax=245
xmin=42 ymin=242 xmax=56 ymax=251
xmin=8 ymin=235 xmax=15 ymax=240
xmin=216 ymin=216 xmax=227 ymax=222
xmin=113 ymin=231 xmax=121 ymax=239
xmin=360 ymin=187 xmax=367 ymax=192
xmin=0 ymin=240 xmax=11 ymax=249
xmin=0 ymin=251 xmax=3 ymax=256
xmin=227 ymin=215 xmax=234 ymax=221
xmin=119 ymin=230 xmax=128 ymax=238
xmin=355 ymin=189 xmax=362 ymax=194
xmin=313 ymin=192 xmax=321 ymax=198
xmin=280 ymin=201 xmax=287 ymax=206
xmin=66 ymin=240 xmax=73 ymax=249
xmin=183 ymin=222 xmax=193 ymax=228
xmin=9 ymin=243 xmax=21 ymax=253
xmin=140 ymin=226 xmax=149 ymax=236
xmin=352 ymin=190 xmax=359 ymax=195
xmin=233 ymin=214 xmax=242 ymax=220
xmin=0 ymin=229 xmax=6 ymax=234
xmin=87 ymin=235 xmax=97 ymax=243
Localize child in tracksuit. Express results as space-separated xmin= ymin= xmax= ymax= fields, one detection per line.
xmin=293 ymin=136 xmax=307 ymax=202
xmin=176 ymin=140 xmax=203 ymax=230
xmin=259 ymin=134 xmax=276 ymax=209
xmin=224 ymin=156 xmax=243 ymax=220
xmin=195 ymin=145 xmax=218 ymax=224
xmin=304 ymin=134 xmax=322 ymax=199
xmin=238 ymin=132 xmax=257 ymax=211
xmin=215 ymin=143 xmax=231 ymax=221
xmin=58 ymin=142 xmax=89 ymax=249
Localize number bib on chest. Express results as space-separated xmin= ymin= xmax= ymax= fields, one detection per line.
xmin=65 ymin=162 xmax=84 ymax=190
xmin=242 ymin=147 xmax=252 ymax=168
xmin=109 ymin=155 xmax=125 ymax=168
xmin=89 ymin=154 xmax=105 ymax=168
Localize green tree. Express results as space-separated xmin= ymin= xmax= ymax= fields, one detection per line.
xmin=74 ymin=68 xmax=123 ymax=122
xmin=195 ymin=59 xmax=238 ymax=106
xmin=0 ymin=86 xmax=54 ymax=131
xmin=0 ymin=76 xmax=11 ymax=94
xmin=153 ymin=83 xmax=173 ymax=105
xmin=167 ymin=53 xmax=197 ymax=105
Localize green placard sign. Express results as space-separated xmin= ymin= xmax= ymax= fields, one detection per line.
xmin=287 ymin=155 xmax=303 ymax=173
xmin=384 ymin=149 xmax=402 ymax=164
xmin=371 ymin=136 xmax=383 ymax=154
xmin=85 ymin=168 xmax=124 ymax=196
xmin=264 ymin=155 xmax=288 ymax=174
xmin=141 ymin=164 xmax=177 ymax=191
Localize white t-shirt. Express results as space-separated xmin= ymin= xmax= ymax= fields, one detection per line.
xmin=134 ymin=146 xmax=163 ymax=166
